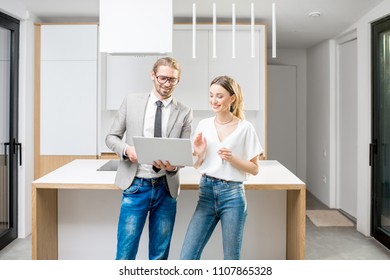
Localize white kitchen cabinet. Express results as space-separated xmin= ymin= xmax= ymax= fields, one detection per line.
xmin=209 ymin=29 xmax=263 ymax=111
xmin=171 ymin=29 xmax=209 ymax=110
xmin=39 ymin=24 xmax=98 ymax=156
xmin=105 ymin=54 xmax=161 ymax=110
xmin=40 ymin=61 xmax=97 ymax=155
xmin=41 ymin=24 xmax=97 ymax=61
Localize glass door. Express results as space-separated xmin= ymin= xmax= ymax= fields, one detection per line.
xmin=372 ymin=16 xmax=390 ymax=250
xmin=0 ymin=12 xmax=20 ymax=250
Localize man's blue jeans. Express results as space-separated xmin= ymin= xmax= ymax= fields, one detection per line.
xmin=180 ymin=174 xmax=247 ymax=260
xmin=115 ymin=176 xmax=177 ymax=260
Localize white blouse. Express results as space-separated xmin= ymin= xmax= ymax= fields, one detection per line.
xmin=195 ymin=117 xmax=263 ymax=182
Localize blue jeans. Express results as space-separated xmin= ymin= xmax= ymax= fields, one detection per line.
xmin=115 ymin=176 xmax=177 ymax=260
xmin=180 ymin=175 xmax=247 ymax=260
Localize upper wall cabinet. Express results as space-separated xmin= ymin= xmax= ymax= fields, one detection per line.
xmin=105 ymin=54 xmax=162 ymax=109
xmin=171 ymin=29 xmax=210 ymax=110
xmin=41 ymin=24 xmax=98 ymax=61
xmin=99 ymin=0 xmax=172 ymax=54
xmin=39 ymin=24 xmax=98 ymax=156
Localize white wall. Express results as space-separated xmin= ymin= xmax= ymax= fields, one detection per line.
xmin=306 ymin=42 xmax=332 ymax=206
xmin=18 ymin=14 xmax=37 ymax=238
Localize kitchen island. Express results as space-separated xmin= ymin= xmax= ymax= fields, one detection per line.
xmin=32 ymin=159 xmax=305 ymax=260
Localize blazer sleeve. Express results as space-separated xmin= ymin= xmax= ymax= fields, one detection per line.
xmin=105 ymin=97 xmax=128 ymax=158
xmin=180 ymin=105 xmax=193 ymax=139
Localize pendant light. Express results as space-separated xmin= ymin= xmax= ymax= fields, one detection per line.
xmin=251 ymin=2 xmax=255 ymax=58
xmin=213 ymin=3 xmax=217 ymax=58
xmin=232 ymin=3 xmax=236 ymax=59
xmin=192 ymin=3 xmax=196 ymax=58
xmin=272 ymin=2 xmax=276 ymax=58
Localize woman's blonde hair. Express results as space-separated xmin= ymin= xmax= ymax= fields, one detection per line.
xmin=210 ymin=75 xmax=245 ymax=119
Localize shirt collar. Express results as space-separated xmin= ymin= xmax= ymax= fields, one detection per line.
xmin=150 ymin=91 xmax=173 ymax=107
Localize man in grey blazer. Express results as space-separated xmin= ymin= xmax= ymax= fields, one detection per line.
xmin=106 ymin=57 xmax=193 ymax=260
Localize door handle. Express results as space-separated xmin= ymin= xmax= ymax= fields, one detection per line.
xmin=369 ymin=139 xmax=377 ymax=166
xmin=3 ymin=140 xmax=22 ymax=166
xmin=13 ymin=139 xmax=22 ymax=166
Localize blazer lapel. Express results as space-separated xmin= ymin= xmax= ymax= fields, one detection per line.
xmin=166 ymin=98 xmax=179 ymax=137
xmin=131 ymin=93 xmax=149 ymax=137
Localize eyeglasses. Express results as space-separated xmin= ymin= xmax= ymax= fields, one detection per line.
xmin=154 ymin=73 xmax=179 ymax=85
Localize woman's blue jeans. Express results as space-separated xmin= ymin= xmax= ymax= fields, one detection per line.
xmin=115 ymin=176 xmax=177 ymax=260
xmin=180 ymin=175 xmax=247 ymax=260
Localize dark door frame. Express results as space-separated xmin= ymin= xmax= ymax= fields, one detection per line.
xmin=0 ymin=11 xmax=20 ymax=250
xmin=371 ymin=15 xmax=390 ymax=250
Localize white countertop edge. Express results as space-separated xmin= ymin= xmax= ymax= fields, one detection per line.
xmin=33 ymin=159 xmax=305 ymax=187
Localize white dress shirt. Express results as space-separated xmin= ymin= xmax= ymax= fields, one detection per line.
xmin=195 ymin=117 xmax=263 ymax=182
xmin=136 ymin=91 xmax=173 ymax=178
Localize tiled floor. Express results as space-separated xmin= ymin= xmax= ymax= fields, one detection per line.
xmin=0 ymin=235 xmax=31 ymax=260
xmin=1 ymin=191 xmax=390 ymax=260
xmin=305 ymin=191 xmax=390 ymax=259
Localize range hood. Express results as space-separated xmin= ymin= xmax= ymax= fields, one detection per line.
xmin=99 ymin=0 xmax=172 ymax=54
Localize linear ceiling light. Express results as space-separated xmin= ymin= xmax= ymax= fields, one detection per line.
xmin=232 ymin=3 xmax=236 ymax=59
xmin=213 ymin=3 xmax=217 ymax=58
xmin=192 ymin=3 xmax=196 ymax=58
xmin=272 ymin=2 xmax=276 ymax=58
xmin=251 ymin=2 xmax=255 ymax=58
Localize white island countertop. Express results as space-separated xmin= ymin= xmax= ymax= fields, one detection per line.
xmin=32 ymin=159 xmax=305 ymax=190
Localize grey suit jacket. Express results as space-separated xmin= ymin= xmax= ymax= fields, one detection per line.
xmin=105 ymin=93 xmax=193 ymax=198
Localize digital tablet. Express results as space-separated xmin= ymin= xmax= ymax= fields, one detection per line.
xmin=133 ymin=136 xmax=193 ymax=167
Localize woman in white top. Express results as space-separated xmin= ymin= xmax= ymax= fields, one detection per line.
xmin=180 ymin=75 xmax=263 ymax=260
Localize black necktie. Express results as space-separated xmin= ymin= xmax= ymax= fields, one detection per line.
xmin=153 ymin=100 xmax=163 ymax=173
xmin=154 ymin=100 xmax=163 ymax=138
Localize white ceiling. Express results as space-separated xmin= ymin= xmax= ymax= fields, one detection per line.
xmin=18 ymin=0 xmax=384 ymax=48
